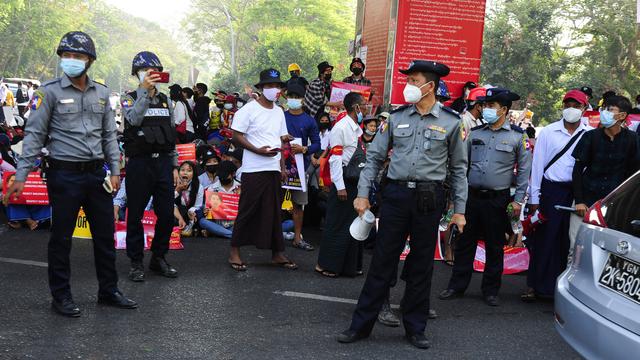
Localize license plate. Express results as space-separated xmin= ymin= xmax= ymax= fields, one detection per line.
xmin=598 ymin=253 xmax=640 ymax=304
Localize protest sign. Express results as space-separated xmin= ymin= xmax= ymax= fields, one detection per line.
xmin=205 ymin=190 xmax=239 ymax=220
xmin=282 ymin=139 xmax=307 ymax=192
xmin=583 ymin=110 xmax=600 ymax=128
xmin=2 ymin=171 xmax=49 ymax=205
xmin=113 ymin=210 xmax=183 ymax=250
xmin=176 ymin=143 xmax=196 ymax=164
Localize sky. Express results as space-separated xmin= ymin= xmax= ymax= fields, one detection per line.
xmin=103 ymin=0 xmax=191 ymax=33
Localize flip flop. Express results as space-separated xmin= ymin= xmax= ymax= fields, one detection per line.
xmin=229 ymin=262 xmax=247 ymax=272
xmin=273 ymin=261 xmax=298 ymax=270
xmin=445 ymin=260 xmax=455 ymax=266
xmin=314 ymin=267 xmax=337 ymax=278
xmin=520 ymin=291 xmax=537 ymax=303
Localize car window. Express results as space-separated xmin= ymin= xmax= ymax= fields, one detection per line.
xmin=601 ymin=171 xmax=640 ymax=237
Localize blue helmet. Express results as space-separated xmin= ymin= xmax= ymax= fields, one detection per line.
xmin=131 ymin=51 xmax=163 ymax=75
xmin=56 ymin=31 xmax=96 ymax=59
xmin=436 ymin=80 xmax=450 ymax=101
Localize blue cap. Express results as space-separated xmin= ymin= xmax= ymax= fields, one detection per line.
xmin=399 ymin=60 xmax=450 ymax=77
xmin=477 ymin=87 xmax=520 ymax=103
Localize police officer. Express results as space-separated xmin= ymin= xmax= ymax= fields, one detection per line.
xmin=5 ymin=31 xmax=137 ymax=317
xmin=121 ymin=51 xmax=179 ymax=282
xmin=439 ymin=88 xmax=532 ymax=306
xmin=337 ymin=60 xmax=468 ymax=349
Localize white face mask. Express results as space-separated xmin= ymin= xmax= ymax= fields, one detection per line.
xmin=262 ymin=88 xmax=281 ymax=102
xmin=403 ymin=81 xmax=432 ymax=104
xmin=562 ymin=107 xmax=583 ymax=123
xmin=138 ymin=71 xmax=146 ymax=84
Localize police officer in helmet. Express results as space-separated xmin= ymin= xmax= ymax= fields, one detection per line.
xmin=121 ymin=51 xmax=179 ymax=282
xmin=337 ymin=60 xmax=468 ymax=349
xmin=5 ymin=31 xmax=137 ymax=317
xmin=439 ymin=88 xmax=531 ymax=307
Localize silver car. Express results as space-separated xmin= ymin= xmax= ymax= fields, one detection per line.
xmin=555 ymin=171 xmax=640 ymax=359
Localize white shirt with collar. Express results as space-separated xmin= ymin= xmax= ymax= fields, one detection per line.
xmin=319 ymin=129 xmax=331 ymax=150
xmin=328 ymin=115 xmax=362 ymax=191
xmin=528 ymin=119 xmax=587 ymax=205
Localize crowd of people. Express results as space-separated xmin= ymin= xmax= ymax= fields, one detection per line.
xmin=2 ymin=30 xmax=640 ymax=349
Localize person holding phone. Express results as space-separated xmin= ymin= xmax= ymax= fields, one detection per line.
xmin=120 ymin=51 xmax=180 ymax=282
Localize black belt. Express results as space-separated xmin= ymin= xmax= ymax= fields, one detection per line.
xmin=387 ymin=179 xmax=443 ymax=189
xmin=48 ymin=158 xmax=103 ymax=172
xmin=468 ymin=187 xmax=510 ymax=199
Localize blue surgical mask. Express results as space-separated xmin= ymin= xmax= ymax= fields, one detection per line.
xmin=482 ymin=108 xmax=500 ymax=124
xmin=357 ymin=112 xmax=364 ymax=124
xmin=60 ymin=58 xmax=87 ymax=78
xmin=287 ymin=98 xmax=303 ymax=110
xmin=599 ymin=110 xmax=617 ymax=128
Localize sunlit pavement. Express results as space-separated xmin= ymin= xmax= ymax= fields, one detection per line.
xmin=0 ymin=225 xmax=579 ymax=359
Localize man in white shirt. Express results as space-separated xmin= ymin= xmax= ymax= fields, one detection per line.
xmin=229 ymin=68 xmax=297 ymax=272
xmin=523 ymin=89 xmax=589 ymax=301
xmin=315 ymin=92 xmax=364 ymax=277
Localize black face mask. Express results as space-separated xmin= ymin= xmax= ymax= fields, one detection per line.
xmin=351 ymin=68 xmax=363 ymax=76
xmin=205 ymin=164 xmax=218 ymax=174
xmin=319 ymin=122 xmax=331 ymax=130
xmin=324 ymin=73 xmax=332 ymax=81
xmin=215 ymin=101 xmax=224 ymax=109
xmin=290 ymin=71 xmax=298 ymax=78
xmin=220 ymin=177 xmax=233 ymax=185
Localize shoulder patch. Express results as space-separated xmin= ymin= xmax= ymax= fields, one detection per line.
xmin=442 ymin=106 xmax=461 ymax=118
xmin=390 ymin=105 xmax=411 ymax=114
xmin=121 ymin=94 xmax=134 ymax=109
xmin=31 ymin=90 xmax=45 ymax=111
xmin=510 ymin=124 xmax=524 ymax=133
xmin=471 ymin=124 xmax=488 ymax=131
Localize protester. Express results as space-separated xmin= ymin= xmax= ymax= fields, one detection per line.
xmin=182 ymin=87 xmax=195 ymax=111
xmin=572 ymin=95 xmax=640 ymax=217
xmin=317 ymin=112 xmax=332 ymax=151
xmin=361 ymin=116 xmax=378 ymax=148
xmin=198 ymin=149 xmax=221 ymax=188
xmin=174 ymin=161 xmax=203 ymax=237
xmin=287 ymin=63 xmax=309 ymax=88
xmin=200 ymin=160 xmax=240 ymax=238
xmin=441 ymin=87 xmax=531 ymax=307
xmin=113 ymin=178 xmax=154 ymax=222
xmin=16 ymin=81 xmax=30 ymax=117
xmin=339 ymin=60 xmax=467 ymax=349
xmin=315 ymin=92 xmax=364 ymax=278
xmin=2 ymin=172 xmax=51 ymax=230
xmin=343 ymin=58 xmax=371 ymax=87
xmin=522 ymin=89 xmax=589 ymax=302
xmin=121 ymin=51 xmax=179 ymax=282
xmin=228 ymin=68 xmax=296 ymax=272
xmin=461 ymin=87 xmax=486 ymax=135
xmin=305 ymin=61 xmax=339 ymax=119
xmin=284 ymin=82 xmax=320 ymax=251
xmin=170 ymin=84 xmax=195 ymax=144
xmin=579 ymin=86 xmax=594 ymax=110
xmin=450 ymin=81 xmax=478 ymax=113
xmin=5 ymin=31 xmax=137 ymax=317
xmin=193 ymin=82 xmax=211 ymax=140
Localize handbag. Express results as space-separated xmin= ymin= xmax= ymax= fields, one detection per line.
xmin=343 ymin=140 xmax=367 ymax=183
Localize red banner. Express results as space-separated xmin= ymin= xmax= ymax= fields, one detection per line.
xmin=205 ymin=190 xmax=239 ymax=221
xmin=176 ymin=143 xmax=196 ymax=164
xmin=2 ymin=171 xmax=49 ymax=205
xmin=390 ymin=0 xmax=487 ymax=105
xmin=583 ymin=110 xmax=600 ymax=128
xmin=359 ymin=0 xmax=392 ymax=106
xmin=114 ymin=210 xmax=183 ymax=250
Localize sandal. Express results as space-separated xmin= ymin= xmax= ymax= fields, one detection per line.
xmin=520 ymin=289 xmax=537 ymax=303
xmin=7 ymin=221 xmax=22 ymax=230
xmin=292 ymin=239 xmax=315 ymax=251
xmin=273 ymin=260 xmax=298 ymax=270
xmin=314 ymin=266 xmax=337 ymax=278
xmin=229 ymin=262 xmax=247 ymax=272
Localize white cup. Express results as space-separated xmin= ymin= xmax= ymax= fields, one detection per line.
xmin=350 ymin=210 xmax=376 ymax=241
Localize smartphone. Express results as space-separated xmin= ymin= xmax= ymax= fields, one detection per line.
xmin=149 ymin=71 xmax=170 ymax=83
xmin=448 ymin=224 xmax=459 ymax=250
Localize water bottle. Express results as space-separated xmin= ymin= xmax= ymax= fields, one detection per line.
xmin=507 ymin=203 xmax=523 ymax=235
xmin=439 ymin=208 xmax=454 ymax=231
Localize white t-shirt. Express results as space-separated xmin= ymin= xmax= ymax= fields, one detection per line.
xmin=231 ymin=100 xmax=288 ymax=173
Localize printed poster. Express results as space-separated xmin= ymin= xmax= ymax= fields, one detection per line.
xmin=205 ymin=190 xmax=239 ymax=220
xmin=2 ymin=171 xmax=49 ymax=205
xmin=176 ymin=143 xmax=196 ymax=164
xmin=114 ymin=210 xmax=183 ymax=250
xmin=282 ymin=138 xmax=307 ymax=192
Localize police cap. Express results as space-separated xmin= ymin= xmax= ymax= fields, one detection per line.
xmin=399 ymin=60 xmax=450 ymax=77
xmin=477 ymin=87 xmax=521 ymax=103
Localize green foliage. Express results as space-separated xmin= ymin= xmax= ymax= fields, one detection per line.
xmin=0 ymin=0 xmax=195 ymax=93
xmin=184 ymin=0 xmax=355 ymax=92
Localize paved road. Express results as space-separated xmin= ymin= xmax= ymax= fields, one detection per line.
xmin=0 ymin=225 xmax=579 ymax=359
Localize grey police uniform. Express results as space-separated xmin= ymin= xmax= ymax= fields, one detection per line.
xmin=348 ymin=100 xmax=469 ymax=336
xmin=447 ymin=120 xmax=531 ymax=297
xmin=16 ymin=74 xmax=121 ymax=301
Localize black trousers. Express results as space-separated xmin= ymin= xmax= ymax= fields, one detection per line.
xmin=125 ymin=155 xmax=174 ymax=262
xmin=46 ymin=167 xmax=118 ymax=301
xmin=447 ymin=191 xmax=510 ymax=296
xmin=349 ymin=182 xmax=443 ymax=335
